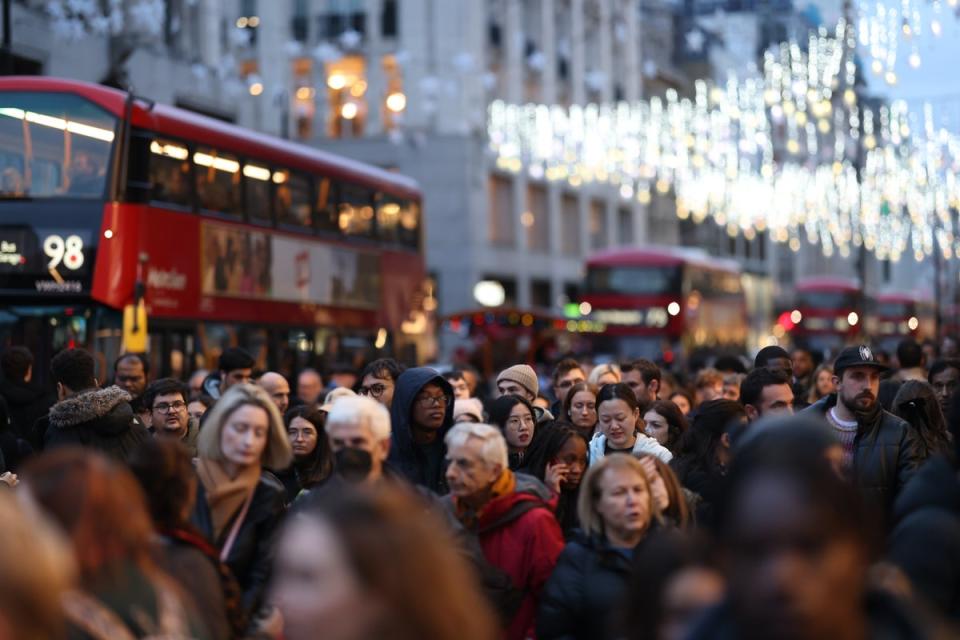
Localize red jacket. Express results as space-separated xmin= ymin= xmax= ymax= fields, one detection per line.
xmin=476 ymin=474 xmax=566 ymax=640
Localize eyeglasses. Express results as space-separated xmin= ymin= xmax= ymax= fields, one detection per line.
xmin=415 ymin=394 xmax=449 ymax=408
xmin=556 ymin=378 xmax=584 ymax=389
xmin=154 ymin=400 xmax=187 ymax=413
xmin=358 ymin=383 xmax=388 ymax=398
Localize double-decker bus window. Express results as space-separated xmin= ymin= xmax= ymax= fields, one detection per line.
xmin=273 ymin=169 xmax=313 ymax=230
xmin=243 ymin=162 xmax=273 ymax=225
xmin=376 ymin=192 xmax=401 ymax=244
xmin=316 ymin=176 xmax=338 ymax=233
xmin=149 ymin=137 xmax=192 ymax=208
xmin=0 ymin=91 xmax=116 ymax=199
xmin=194 ymin=146 xmax=242 ymax=217
xmin=338 ymin=182 xmax=375 ymax=238
xmin=586 ymin=265 xmax=681 ymax=295
xmin=399 ymin=200 xmax=420 ymax=249
xmin=798 ymin=291 xmax=855 ymax=309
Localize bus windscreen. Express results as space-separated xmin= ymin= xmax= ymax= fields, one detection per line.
xmin=586 ymin=265 xmax=681 ymax=295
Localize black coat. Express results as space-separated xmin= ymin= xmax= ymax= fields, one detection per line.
xmin=0 ymin=378 xmax=53 ymax=450
xmin=888 ymin=455 xmax=960 ymax=621
xmin=537 ymin=530 xmax=646 ymax=640
xmin=42 ymin=386 xmax=149 ymax=462
xmin=802 ymin=394 xmax=923 ymax=525
xmin=190 ymin=471 xmax=286 ymax=617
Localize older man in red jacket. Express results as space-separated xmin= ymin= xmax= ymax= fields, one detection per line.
xmin=444 ymin=422 xmax=565 ymax=640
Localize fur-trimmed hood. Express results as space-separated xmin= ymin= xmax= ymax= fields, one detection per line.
xmin=49 ymin=386 xmax=133 ymax=431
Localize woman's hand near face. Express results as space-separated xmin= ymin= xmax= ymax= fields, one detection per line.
xmin=545 ymin=462 xmax=568 ymax=495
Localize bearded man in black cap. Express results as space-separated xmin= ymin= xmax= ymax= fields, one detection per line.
xmin=801 ymin=344 xmax=923 ymax=527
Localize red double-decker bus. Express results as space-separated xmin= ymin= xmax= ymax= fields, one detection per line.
xmin=580 ymin=246 xmax=748 ymax=360
xmin=789 ymin=276 xmax=863 ymax=355
xmin=0 ymin=77 xmax=427 ymax=383
xmin=866 ymin=292 xmax=936 ymax=353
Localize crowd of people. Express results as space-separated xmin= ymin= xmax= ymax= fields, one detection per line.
xmin=0 ymin=337 xmax=958 ymax=639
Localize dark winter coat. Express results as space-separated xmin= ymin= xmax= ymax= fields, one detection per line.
xmin=190 ymin=471 xmax=286 ymax=617
xmin=802 ymin=394 xmax=923 ymax=524
xmin=43 ymin=386 xmax=149 ymax=462
xmin=388 ymin=367 xmax=454 ymax=494
xmin=888 ymin=455 xmax=960 ymax=621
xmin=538 ymin=530 xmax=653 ymax=640
xmin=0 ymin=378 xmax=52 ymax=449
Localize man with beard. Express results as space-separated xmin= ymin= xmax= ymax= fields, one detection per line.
xmin=802 ymin=345 xmax=923 ymax=526
xmin=143 ymin=378 xmax=199 ymax=456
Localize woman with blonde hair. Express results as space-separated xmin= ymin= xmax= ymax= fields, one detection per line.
xmin=191 ymin=383 xmax=293 ymax=628
xmin=588 ymin=363 xmax=622 ymax=387
xmin=806 ymin=364 xmax=836 ymax=406
xmin=538 ymin=454 xmax=662 ymax=640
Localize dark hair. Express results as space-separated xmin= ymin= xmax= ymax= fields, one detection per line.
xmin=128 ymin=438 xmax=195 ymax=531
xmin=754 ymin=346 xmax=791 ymax=369
xmin=897 ymin=339 xmax=924 ymax=369
xmin=644 ymin=400 xmax=689 ymax=452
xmin=360 ymin=358 xmax=404 ymax=383
xmin=639 ymin=453 xmax=692 ymax=530
xmin=283 ymin=405 xmax=333 ymax=489
xmin=878 ymin=379 xmax=902 ymax=412
xmin=673 ymin=399 xmax=746 ymax=481
xmin=621 ymin=359 xmax=661 ymax=385
xmin=562 ymin=381 xmax=598 ymax=422
xmin=597 ymin=382 xmax=646 ymax=413
xmin=114 ymin=352 xmax=150 ymax=376
xmin=142 ymin=378 xmax=189 ymax=412
xmin=551 ymin=358 xmax=583 ymax=383
xmin=218 ymin=347 xmax=255 ymax=374
xmin=520 ymin=423 xmax=589 ymax=484
xmin=0 ymin=346 xmax=33 ymax=382
xmin=714 ymin=355 xmax=747 ymax=374
xmin=192 ymin=393 xmax=215 ymax=409
xmin=893 ymin=380 xmax=952 ymax=460
xmin=50 ymin=348 xmax=97 ymax=392
xmin=442 ymin=370 xmax=465 ymax=383
xmin=488 ymin=394 xmax=537 ymax=434
xmin=928 ymin=359 xmax=960 ymax=384
xmin=739 ymin=367 xmax=791 ymax=408
xmin=669 ymin=389 xmax=694 ymax=410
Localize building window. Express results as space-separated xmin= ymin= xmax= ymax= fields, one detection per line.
xmin=617 ymin=207 xmax=633 ymax=245
xmin=326 ymin=56 xmax=367 ymax=138
xmin=382 ymin=0 xmax=398 ymax=37
xmin=531 ymin=279 xmax=552 ymax=310
xmin=489 ymin=175 xmax=514 ymax=247
xmin=483 ymin=275 xmax=517 ymax=307
xmin=561 ymin=194 xmax=580 ymax=256
xmin=526 ymin=184 xmax=550 ymax=253
xmin=590 ymin=200 xmax=607 ymax=250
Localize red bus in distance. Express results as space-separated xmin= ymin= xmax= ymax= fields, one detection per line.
xmin=0 ymin=76 xmax=428 ymax=382
xmin=790 ymin=276 xmax=863 ymax=356
xmin=866 ymin=292 xmax=935 ymax=353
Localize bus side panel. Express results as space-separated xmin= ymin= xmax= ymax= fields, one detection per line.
xmin=379 ymin=250 xmax=425 ymax=331
xmin=90 ymin=202 xmax=142 ymax=310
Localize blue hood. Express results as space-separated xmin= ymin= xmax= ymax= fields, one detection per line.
xmin=388 ymin=367 xmax=454 ymax=489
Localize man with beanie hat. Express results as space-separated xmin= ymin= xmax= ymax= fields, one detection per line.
xmin=496 ymin=365 xmax=554 ymax=425
xmin=801 ymin=344 xmax=923 ymax=527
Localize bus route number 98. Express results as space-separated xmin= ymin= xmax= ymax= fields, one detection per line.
xmin=43 ymin=235 xmax=85 ymax=271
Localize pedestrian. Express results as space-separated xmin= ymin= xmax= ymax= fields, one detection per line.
xmin=443 ymin=422 xmax=564 ymax=640
xmin=669 ymin=389 xmax=694 ymax=417
xmin=740 ymin=367 xmax=795 ymax=423
xmin=443 ymin=369 xmax=472 ymax=400
xmin=562 ymin=381 xmax=599 ymax=441
xmin=892 ymin=380 xmax=953 ymax=461
xmin=190 ymin=383 xmax=292 ymax=628
xmin=621 ymin=359 xmax=661 ymax=403
xmin=202 ymin=348 xmax=255 ymax=400
xmin=388 ymin=367 xmax=454 ymax=493
xmin=752 ymin=345 xmax=793 ymax=378
xmin=188 ymin=393 xmax=214 ymax=423
xmin=643 ymin=399 xmax=689 ymax=454
xmin=551 ymin=358 xmax=586 ymax=416
xmin=519 ymin=424 xmax=589 ymax=538
xmin=271 ymin=485 xmax=498 ymax=640
xmin=113 ymin=353 xmax=150 ymax=418
xmin=721 ymin=373 xmax=743 ymax=401
xmin=895 ymin=339 xmax=927 ymax=382
xmin=277 ymin=405 xmax=333 ymax=502
xmin=188 ymin=369 xmax=209 ymax=400
xmin=587 ymin=363 xmax=621 ymax=387
xmin=357 ymin=358 xmax=404 ymax=408
xmin=638 ymin=453 xmax=695 ymax=530
xmin=129 ymin=439 xmax=236 ymax=640
xmin=801 ymin=345 xmax=923 ymax=525
xmin=672 ymin=399 xmax=747 ymax=526
xmin=489 ymin=394 xmax=539 ymax=470
xmin=0 ymin=487 xmax=75 ymax=640
xmin=590 ymin=383 xmax=673 ymax=465
xmin=143 ymin=378 xmax=199 ymax=456
xmin=497 ymin=364 xmax=555 ymax=424
xmin=453 ymin=397 xmax=485 ymax=424
xmin=692 ymin=368 xmax=724 ymax=407
xmin=295 ymin=367 xmax=323 ymax=408
xmin=257 ymin=371 xmax=291 ymax=415
xmin=538 ymin=454 xmax=662 ymax=640
xmin=326 ymin=395 xmax=393 ymax=485
xmin=927 ymin=359 xmax=960 ymax=416
xmin=22 ymin=448 xmax=210 ymax=638
xmin=0 ymin=346 xmax=53 ymax=449
xmin=42 ymin=348 xmax=150 ymax=461
xmin=791 ymin=347 xmax=816 ymax=399
xmin=805 ymin=363 xmax=836 ymax=407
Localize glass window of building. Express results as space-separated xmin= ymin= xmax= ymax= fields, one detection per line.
xmin=488 ymin=175 xmax=514 ymax=247
xmin=589 ymin=200 xmax=607 ymax=250
xmin=326 ymin=56 xmax=367 ymax=138
xmin=526 ymin=184 xmax=549 ymax=253
xmin=561 ymin=193 xmax=580 ymax=256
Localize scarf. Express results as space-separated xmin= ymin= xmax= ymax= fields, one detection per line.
xmin=196 ymin=458 xmax=261 ymax=543
xmin=454 ymin=469 xmax=517 ymax=531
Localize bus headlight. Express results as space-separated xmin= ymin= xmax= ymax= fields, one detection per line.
xmin=907 ymin=316 xmax=919 ymax=331
xmin=667 ymin=301 xmax=681 ymax=316
xmin=847 ymin=312 xmax=859 ymax=327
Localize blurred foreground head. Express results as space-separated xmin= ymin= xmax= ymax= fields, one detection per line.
xmin=271 ymin=485 xmax=497 ymax=640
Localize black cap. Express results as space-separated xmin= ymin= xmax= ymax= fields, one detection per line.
xmin=833 ymin=345 xmax=888 ymax=376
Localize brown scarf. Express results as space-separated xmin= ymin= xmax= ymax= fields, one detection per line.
xmin=196 ymin=458 xmax=261 ymax=542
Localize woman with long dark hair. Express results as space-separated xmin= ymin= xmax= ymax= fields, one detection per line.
xmin=562 ymin=381 xmax=599 ymax=441
xmin=489 ymin=394 xmax=540 ymax=469
xmin=277 ymin=406 xmax=334 ymax=502
xmin=520 ymin=423 xmax=589 ymax=537
xmin=643 ymin=400 xmax=689 ymax=454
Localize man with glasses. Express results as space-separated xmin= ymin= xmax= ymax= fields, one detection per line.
xmin=357 ymin=358 xmax=404 ymax=409
xmin=388 ymin=367 xmax=455 ymax=494
xmin=549 ymin=358 xmax=585 ymax=417
xmin=143 ymin=378 xmax=199 ymax=456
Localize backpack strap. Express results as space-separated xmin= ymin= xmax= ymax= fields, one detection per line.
xmin=62 ymin=590 xmax=138 ymax=640
xmin=477 ymin=498 xmax=544 ymax=535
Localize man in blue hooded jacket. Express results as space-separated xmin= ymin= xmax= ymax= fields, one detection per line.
xmin=388 ymin=367 xmax=455 ymax=494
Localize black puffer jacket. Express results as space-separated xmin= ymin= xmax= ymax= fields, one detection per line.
xmin=43 ymin=386 xmax=149 ymax=462
xmin=538 ymin=530 xmax=652 ymax=640
xmin=0 ymin=378 xmax=53 ymax=449
xmin=802 ymin=394 xmax=922 ymax=524
xmin=190 ymin=471 xmax=286 ymax=617
xmin=887 ymin=455 xmax=960 ymax=621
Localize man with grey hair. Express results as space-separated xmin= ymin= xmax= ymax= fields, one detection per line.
xmin=326 ymin=396 xmax=392 ymax=484
xmin=442 ymin=423 xmax=565 ymax=640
